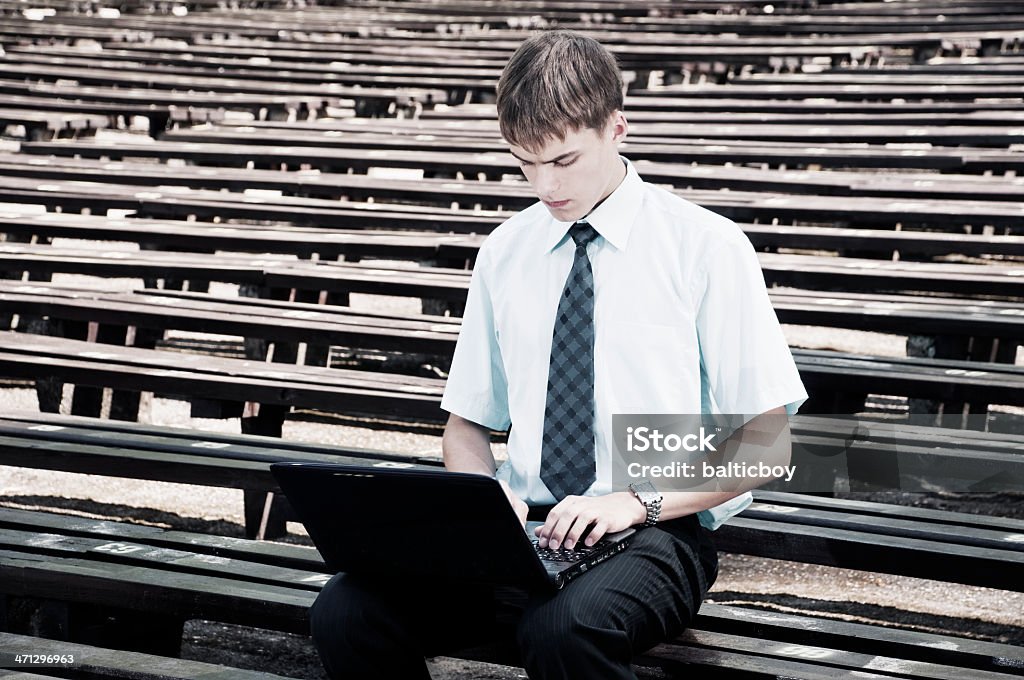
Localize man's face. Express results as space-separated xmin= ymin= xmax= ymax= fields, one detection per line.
xmin=508 ymin=113 xmax=628 ymax=222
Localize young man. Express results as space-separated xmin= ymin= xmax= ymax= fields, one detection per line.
xmin=311 ymin=30 xmax=806 ymax=680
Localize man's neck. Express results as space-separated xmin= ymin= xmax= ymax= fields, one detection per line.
xmin=583 ymin=158 xmax=628 ymax=220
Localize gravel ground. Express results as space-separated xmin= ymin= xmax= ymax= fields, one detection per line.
xmin=2 ymin=267 xmax=1022 ymax=677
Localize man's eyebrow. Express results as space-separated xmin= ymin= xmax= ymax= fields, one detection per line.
xmin=509 ymin=149 xmax=580 ymax=164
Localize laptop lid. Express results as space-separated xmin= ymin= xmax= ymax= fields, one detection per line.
xmin=270 ymin=462 xmax=554 ymax=589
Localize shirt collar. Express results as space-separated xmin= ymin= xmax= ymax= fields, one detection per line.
xmin=543 ymin=157 xmax=644 ymax=253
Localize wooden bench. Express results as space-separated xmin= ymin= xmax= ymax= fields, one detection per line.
xmin=1 ymin=274 xmax=1021 ymax=419
xmin=5 ymin=507 xmax=1021 ymax=679
xmin=5 ymin=276 xmax=1023 ymax=346
xmin=1 ymin=43 xmax=506 ymax=82
xmin=0 ymin=175 xmax=500 ymax=233
xmin=7 ymin=205 xmax=1024 ymax=263
xmin=2 ymin=260 xmax=1024 ymax=356
xmin=0 ymin=109 xmax=107 ymax=142
xmin=0 ymin=427 xmax=1021 ymax=677
xmin=0 ymin=3 xmax=1019 ymax=675
xmin=5 ymin=276 xmax=1024 ymax=365
xmin=2 ymin=406 xmax=1021 ymax=531
xmin=0 ymin=632 xmax=295 ymax=680
xmin=1 ymin=20 xmax=891 ymax=74
xmin=4 ymin=2 xmax=1022 ymax=677
xmin=633 ymin=80 xmax=1024 ymax=102
xmin=164 ymin=116 xmax=1024 ymax=148
xmin=0 ymin=61 xmax=446 ymax=117
xmin=22 ymin=133 xmax=1024 ymax=177
xmin=6 ymin=242 xmax=1023 ymax=304
xmin=0 ymin=78 xmax=320 ymax=123
xmin=15 ymin=134 xmax=1023 ymax=203
xmin=2 ymin=407 xmax=1023 ymax=589
xmin=93 ymin=39 xmax=510 ymax=70
xmin=1 ymin=51 xmax=492 ymax=109
xmin=743 ymin=71 xmax=1024 ymax=87
xmin=196 ymin=110 xmax=1024 ymax=145
xmin=426 ymin=96 xmax=1024 ymax=118
xmin=6 ymin=158 xmax=1024 ymax=235
xmin=0 ymin=280 xmax=460 ymax=346
xmin=3 ymin=239 xmax=1022 ymax=419
xmin=3 ymin=195 xmax=1020 ymax=415
xmin=615 ymin=13 xmax=1024 ymax=34
xmin=234 ymin=107 xmax=1024 ymax=131
xmin=3 ymin=325 xmax=1024 ymax=441
xmin=0 ymin=209 xmax=481 ymax=262
xmin=0 ymin=94 xmax=225 ymax=137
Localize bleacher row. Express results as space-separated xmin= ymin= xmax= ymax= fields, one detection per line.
xmin=1 ymin=0 xmax=1023 ymax=678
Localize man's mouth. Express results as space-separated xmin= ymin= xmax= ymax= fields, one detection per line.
xmin=544 ymin=199 xmax=570 ymax=208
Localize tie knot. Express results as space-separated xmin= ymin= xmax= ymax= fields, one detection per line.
xmin=570 ymin=222 xmax=599 ymax=250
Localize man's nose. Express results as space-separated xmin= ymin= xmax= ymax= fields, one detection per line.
xmin=533 ymin=165 xmax=559 ymax=197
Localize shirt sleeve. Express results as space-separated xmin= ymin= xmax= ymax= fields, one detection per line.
xmin=695 ymin=229 xmax=808 ymax=418
xmin=693 ymin=228 xmax=807 ymax=532
xmin=440 ymin=249 xmax=512 ymax=430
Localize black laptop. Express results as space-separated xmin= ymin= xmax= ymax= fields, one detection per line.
xmin=270 ymin=462 xmax=635 ymax=591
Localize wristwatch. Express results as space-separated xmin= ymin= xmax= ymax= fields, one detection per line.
xmin=628 ymin=481 xmax=663 ymax=527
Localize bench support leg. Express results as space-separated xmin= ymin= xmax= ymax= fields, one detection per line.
xmin=20 ymin=316 xmax=64 ymax=413
xmin=139 ymin=244 xmax=212 ymax=292
xmin=907 ymin=335 xmax=967 ymax=424
xmin=239 ymin=283 xmax=301 ymax=540
xmin=325 ymin=289 xmax=350 ymax=309
xmin=1 ymin=596 xmax=71 ymax=640
xmin=109 ymin=327 xmax=165 ymax=422
xmin=238 ymin=283 xmax=326 ymax=539
xmin=70 ymin=325 xmax=130 ymax=418
xmin=72 ymin=604 xmax=184 ymax=657
xmin=241 ymin=285 xmax=274 ymax=362
xmin=422 ymin=298 xmax=465 ymax=317
xmin=0 ymin=234 xmax=53 ymax=293
xmin=23 ymin=318 xmax=90 ymax=414
xmin=907 ymin=335 xmax=1009 ymax=427
xmin=295 ymin=288 xmax=330 ymax=367
xmin=243 ymin=489 xmax=291 ymax=540
xmin=3 ymin=596 xmax=184 ymax=657
xmin=970 ymin=336 xmax=1019 ymax=364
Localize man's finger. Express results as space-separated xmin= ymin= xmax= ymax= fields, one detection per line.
xmin=536 ymin=503 xmax=567 ymax=546
xmin=546 ymin=513 xmax=582 ymax=550
xmin=563 ymin=511 xmax=597 ymax=550
xmin=585 ymin=520 xmax=609 ymax=546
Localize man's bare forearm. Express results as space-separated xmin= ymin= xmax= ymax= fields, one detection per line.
xmin=442 ymin=413 xmax=497 ymax=476
xmin=659 ymin=406 xmax=791 ymax=521
xmin=444 ymin=414 xmax=528 ymax=525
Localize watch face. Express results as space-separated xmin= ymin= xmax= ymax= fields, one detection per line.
xmin=632 ymin=481 xmax=657 ymax=495
xmin=631 ymin=481 xmax=660 ymax=502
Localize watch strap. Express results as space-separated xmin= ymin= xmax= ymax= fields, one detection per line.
xmin=629 ymin=482 xmax=663 ymax=527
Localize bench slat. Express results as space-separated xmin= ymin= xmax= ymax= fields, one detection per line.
xmin=0 ymin=632 xmax=293 ymax=680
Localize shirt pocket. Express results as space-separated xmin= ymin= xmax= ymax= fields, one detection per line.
xmin=598 ymin=321 xmax=700 ymax=414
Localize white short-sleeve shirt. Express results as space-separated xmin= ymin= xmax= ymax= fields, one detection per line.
xmin=441 ymin=158 xmax=807 ymax=530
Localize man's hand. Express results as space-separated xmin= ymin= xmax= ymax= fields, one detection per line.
xmin=499 ymin=479 xmax=529 ymax=528
xmin=534 ymin=492 xmax=646 ymax=550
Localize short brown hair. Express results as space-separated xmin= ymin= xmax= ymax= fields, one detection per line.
xmin=496 ymin=30 xmax=623 ymax=152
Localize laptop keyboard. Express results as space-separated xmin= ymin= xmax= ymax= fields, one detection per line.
xmin=532 ymin=539 xmax=603 ymax=562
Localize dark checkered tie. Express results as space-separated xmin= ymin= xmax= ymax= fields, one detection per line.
xmin=541 ymin=221 xmax=599 ymax=501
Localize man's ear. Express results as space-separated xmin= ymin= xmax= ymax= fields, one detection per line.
xmin=609 ymin=111 xmax=628 ymax=143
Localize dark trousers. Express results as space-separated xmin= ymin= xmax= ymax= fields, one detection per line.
xmin=309 ymin=512 xmax=718 ymax=680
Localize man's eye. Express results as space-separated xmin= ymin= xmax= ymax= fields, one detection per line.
xmin=553 ymin=158 xmax=578 ymax=168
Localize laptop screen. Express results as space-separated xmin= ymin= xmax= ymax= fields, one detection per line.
xmin=271 ymin=463 xmax=553 ymax=588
